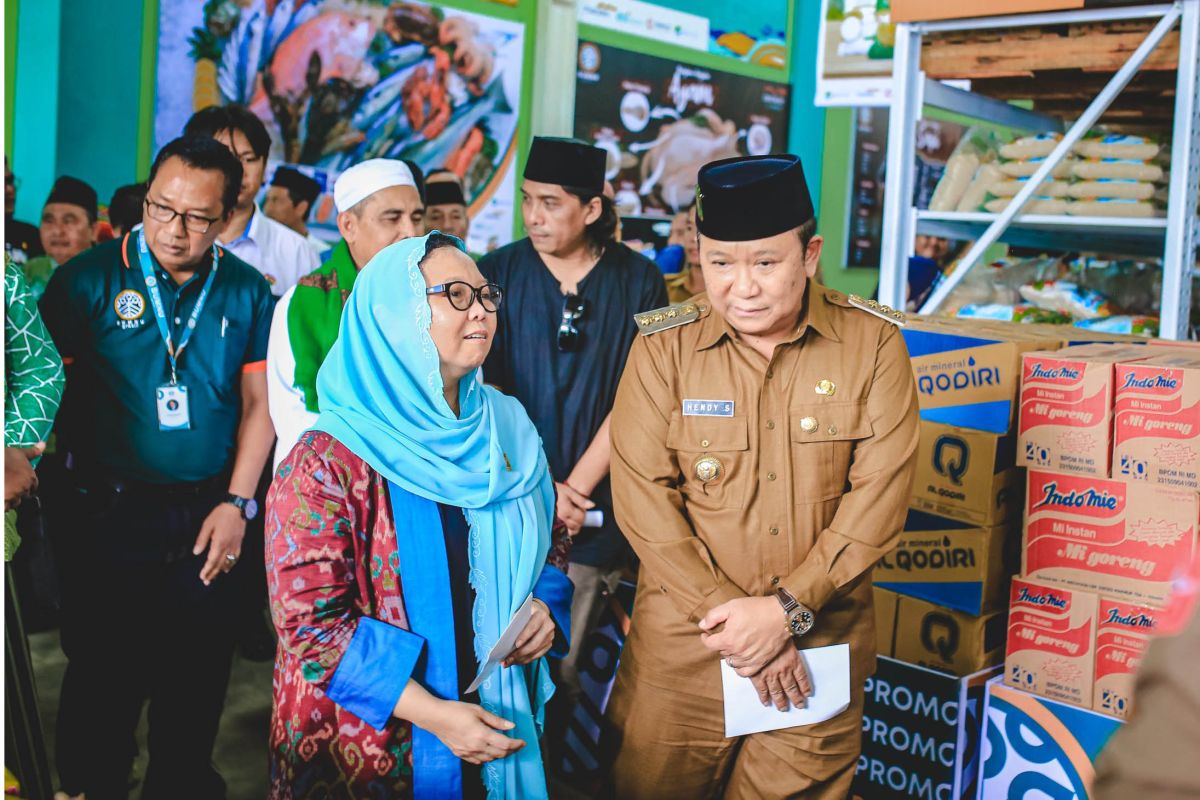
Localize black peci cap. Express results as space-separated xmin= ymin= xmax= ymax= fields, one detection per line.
xmin=694 ymin=155 xmax=814 ymax=242
xmin=425 ymin=181 xmax=466 ymax=206
xmin=523 ymin=136 xmax=607 ymax=195
xmin=45 ymin=175 xmax=99 ymax=222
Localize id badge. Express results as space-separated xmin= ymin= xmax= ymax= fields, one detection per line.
xmin=156 ymin=384 xmax=192 ymax=431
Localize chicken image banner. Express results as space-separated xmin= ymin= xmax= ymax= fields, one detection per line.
xmin=573 ymin=39 xmax=791 ymax=218
xmin=154 ymin=0 xmax=525 ymax=255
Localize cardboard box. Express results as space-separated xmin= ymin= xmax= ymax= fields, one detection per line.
xmin=909 ymin=421 xmax=1022 ymax=526
xmin=1023 ymin=468 xmax=1199 ymax=605
xmin=875 ymin=588 xmax=1007 ymax=676
xmin=875 ymin=509 xmax=1017 ymax=615
xmin=1093 ymin=597 xmax=1161 ymax=719
xmin=902 ymin=319 xmax=1063 ymax=434
xmin=851 ymin=656 xmax=999 ymax=800
xmin=1019 ymin=345 xmax=1155 ymax=477
xmin=980 ymin=678 xmax=1123 ymax=799
xmin=1113 ymin=352 xmax=1200 ymax=490
xmin=1005 ymin=577 xmax=1098 ymax=708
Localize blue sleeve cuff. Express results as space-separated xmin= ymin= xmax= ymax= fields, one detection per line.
xmin=533 ymin=564 xmax=574 ymax=658
xmin=326 ymin=618 xmax=424 ymax=731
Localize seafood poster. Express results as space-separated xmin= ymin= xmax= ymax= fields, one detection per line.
xmin=154 ymin=1 xmax=525 ymax=254
xmin=574 ymin=41 xmax=790 ymax=218
xmin=816 ymin=0 xmax=894 ymax=107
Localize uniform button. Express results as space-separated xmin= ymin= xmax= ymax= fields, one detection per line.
xmin=174 ymin=317 xmax=181 ymax=324
xmin=701 ymin=439 xmax=710 ymax=448
xmin=769 ymin=526 xmax=780 ymax=536
xmin=828 ymin=425 xmax=838 ymax=435
xmin=767 ymin=471 xmax=777 ymax=481
xmin=770 ymin=576 xmax=780 ymax=586
xmin=766 ymin=420 xmax=775 ymax=430
xmin=766 ymin=368 xmax=774 ymax=379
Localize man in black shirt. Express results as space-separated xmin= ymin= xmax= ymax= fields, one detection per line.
xmin=478 ymin=137 xmax=666 ymax=724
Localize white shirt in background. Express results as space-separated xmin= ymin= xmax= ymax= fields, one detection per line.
xmin=306 ymin=231 xmax=333 ymax=257
xmin=266 ymin=286 xmax=319 ymax=470
xmin=219 ymin=207 xmax=320 ymax=297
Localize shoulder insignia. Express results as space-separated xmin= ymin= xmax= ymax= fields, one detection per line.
xmin=634 ymin=301 xmax=702 ymax=336
xmin=848 ymin=294 xmax=907 ymax=327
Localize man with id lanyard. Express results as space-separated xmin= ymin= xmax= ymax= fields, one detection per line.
xmin=39 ymin=135 xmax=275 ymax=800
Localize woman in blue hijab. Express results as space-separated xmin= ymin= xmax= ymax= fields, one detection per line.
xmin=265 ymin=232 xmax=572 ymax=800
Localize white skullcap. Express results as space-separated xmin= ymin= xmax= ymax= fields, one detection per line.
xmin=333 ymin=159 xmax=417 ymax=213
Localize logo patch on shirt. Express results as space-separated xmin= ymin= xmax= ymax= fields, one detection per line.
xmin=114 ymin=289 xmax=146 ymax=321
xmin=682 ymin=399 xmax=734 ymax=417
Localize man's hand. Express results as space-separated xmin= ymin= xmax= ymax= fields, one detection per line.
xmin=554 ymin=482 xmax=594 ymax=537
xmin=698 ymin=596 xmax=791 ymax=673
xmin=746 ymin=645 xmax=813 ymax=711
xmin=193 ymin=502 xmax=246 ymax=585
xmin=5 ymin=444 xmax=44 ymax=510
xmin=503 ymin=599 xmax=555 ymax=667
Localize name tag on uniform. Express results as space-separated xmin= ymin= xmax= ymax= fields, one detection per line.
xmin=156 ymin=384 xmax=192 ymax=431
xmin=683 ymin=399 xmax=734 ymax=417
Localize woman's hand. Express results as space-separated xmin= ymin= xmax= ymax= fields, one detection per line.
xmin=426 ymin=700 xmax=525 ymax=765
xmin=554 ymin=482 xmax=594 ymax=537
xmin=503 ymin=599 xmax=555 ymax=667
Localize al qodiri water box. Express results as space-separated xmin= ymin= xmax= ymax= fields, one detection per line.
xmin=1093 ymin=598 xmax=1160 ymax=719
xmin=1005 ymin=577 xmax=1098 ymax=707
xmin=1019 ymin=345 xmax=1151 ymax=477
xmin=1113 ymin=352 xmax=1200 ymax=490
xmin=1023 ymin=468 xmax=1199 ymax=605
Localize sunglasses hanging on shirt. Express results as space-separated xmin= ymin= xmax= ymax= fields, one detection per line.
xmin=558 ymin=293 xmax=586 ymax=352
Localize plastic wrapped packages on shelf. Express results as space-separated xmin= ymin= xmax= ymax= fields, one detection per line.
xmin=928 ymin=126 xmax=1011 ymax=212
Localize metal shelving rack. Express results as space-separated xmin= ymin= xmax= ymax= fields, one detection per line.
xmin=877 ymin=1 xmax=1200 ymax=339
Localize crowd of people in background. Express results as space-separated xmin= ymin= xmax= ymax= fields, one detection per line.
xmin=3 ymin=95 xmax=695 ymax=799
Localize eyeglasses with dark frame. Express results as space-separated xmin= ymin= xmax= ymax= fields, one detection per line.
xmin=143 ymin=198 xmax=221 ymax=234
xmin=558 ymin=293 xmax=586 ymax=352
xmin=425 ymin=280 xmax=503 ymax=313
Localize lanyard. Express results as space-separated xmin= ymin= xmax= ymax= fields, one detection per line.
xmin=137 ymin=230 xmax=219 ymax=384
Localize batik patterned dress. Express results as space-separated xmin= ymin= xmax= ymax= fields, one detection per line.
xmin=266 ymin=431 xmax=570 ymax=800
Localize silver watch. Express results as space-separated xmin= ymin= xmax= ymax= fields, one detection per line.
xmin=775 ymin=587 xmax=815 ymax=637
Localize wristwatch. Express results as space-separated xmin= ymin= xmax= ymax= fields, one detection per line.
xmin=223 ymin=493 xmax=259 ymax=521
xmin=775 ymin=587 xmax=815 ymax=637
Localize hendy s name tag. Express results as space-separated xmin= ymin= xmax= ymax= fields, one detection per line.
xmin=683 ymin=399 xmax=734 ymax=417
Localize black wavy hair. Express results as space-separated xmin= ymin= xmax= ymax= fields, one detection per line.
xmin=562 ymin=188 xmax=618 ymax=254
xmin=147 ymin=136 xmax=243 ymax=214
xmin=184 ymin=104 xmax=272 ymax=160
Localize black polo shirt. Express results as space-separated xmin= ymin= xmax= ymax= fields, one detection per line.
xmin=40 ymin=233 xmax=274 ymax=483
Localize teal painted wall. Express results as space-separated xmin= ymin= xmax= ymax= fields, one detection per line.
xmin=11 ymin=0 xmax=61 ymax=223
xmin=787 ymin=0 xmax=825 ymax=211
xmin=55 ymin=0 xmax=146 ymax=211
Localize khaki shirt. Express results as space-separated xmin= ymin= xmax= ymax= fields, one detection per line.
xmin=611 ymin=283 xmax=919 ymax=698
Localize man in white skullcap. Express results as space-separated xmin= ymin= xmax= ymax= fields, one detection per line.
xmin=265 ymin=158 xmax=425 ymax=467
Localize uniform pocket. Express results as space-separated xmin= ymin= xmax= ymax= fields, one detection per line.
xmin=790 ymin=401 xmax=873 ymax=503
xmin=667 ymin=413 xmax=750 ymax=509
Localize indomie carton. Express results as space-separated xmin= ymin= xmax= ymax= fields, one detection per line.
xmin=1018 ymin=345 xmax=1153 ymax=477
xmin=1023 ymin=468 xmax=1198 ymax=605
xmin=1005 ymin=577 xmax=1098 ymax=708
xmin=1112 ymin=351 xmax=1200 ymax=491
xmin=1093 ymin=598 xmax=1160 ymax=719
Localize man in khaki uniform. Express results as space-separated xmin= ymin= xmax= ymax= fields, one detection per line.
xmin=606 ymin=154 xmax=920 ymax=798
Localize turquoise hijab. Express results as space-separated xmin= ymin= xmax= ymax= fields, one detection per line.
xmin=313 ymin=233 xmax=555 ymax=799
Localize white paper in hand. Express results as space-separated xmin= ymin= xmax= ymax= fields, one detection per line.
xmin=465 ymin=594 xmax=535 ymax=694
xmin=721 ymin=643 xmax=851 ymax=737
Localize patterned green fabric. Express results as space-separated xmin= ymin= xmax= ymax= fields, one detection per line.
xmin=5 ymin=259 xmax=65 ymax=448
xmin=4 ymin=259 xmax=64 ymax=561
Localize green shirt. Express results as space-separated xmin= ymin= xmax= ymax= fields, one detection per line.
xmin=39 ymin=235 xmax=274 ymax=483
xmin=21 ymin=255 xmax=57 ymax=303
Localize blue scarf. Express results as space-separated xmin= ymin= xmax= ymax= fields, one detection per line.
xmin=313 ymin=234 xmax=555 ymax=799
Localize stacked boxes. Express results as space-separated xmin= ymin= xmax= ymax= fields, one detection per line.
xmin=1003 ymin=341 xmax=1191 ymax=716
